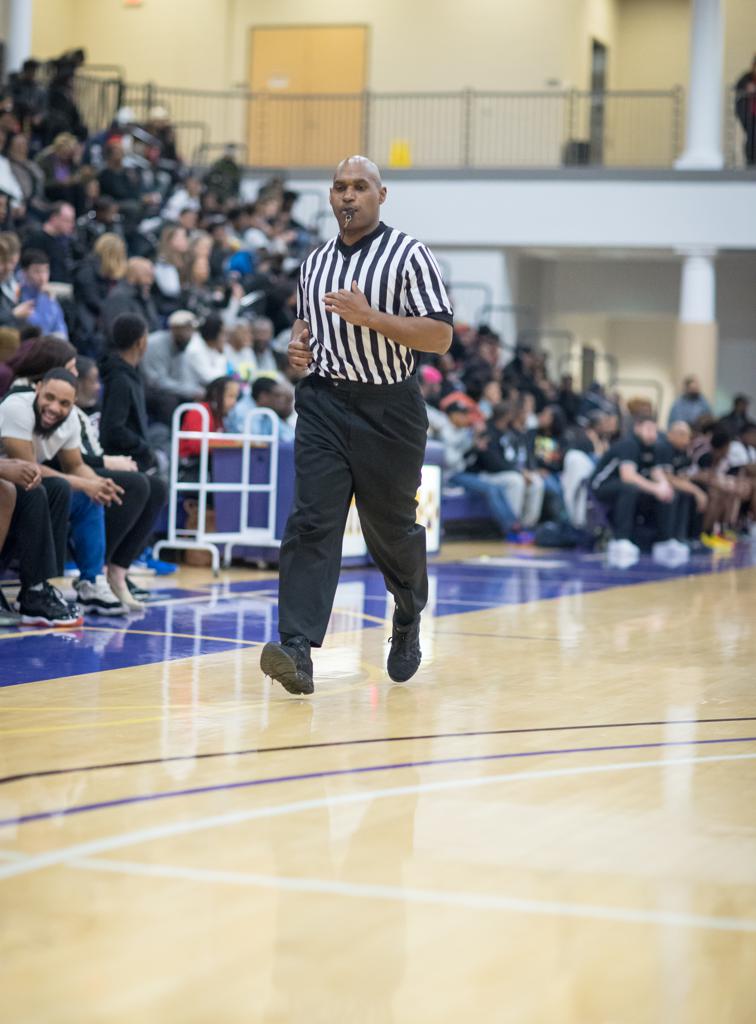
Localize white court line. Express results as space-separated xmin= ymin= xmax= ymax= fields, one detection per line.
xmin=0 ymin=751 xmax=755 ymax=884
xmin=55 ymin=857 xmax=756 ymax=934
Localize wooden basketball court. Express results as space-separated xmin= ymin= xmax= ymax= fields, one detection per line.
xmin=1 ymin=543 xmax=755 ymax=1022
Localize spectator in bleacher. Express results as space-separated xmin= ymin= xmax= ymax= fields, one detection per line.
xmin=532 ymin=404 xmax=568 ymax=520
xmin=152 ymin=223 xmax=189 ymax=317
xmin=418 ymin=364 xmax=448 ymax=437
xmin=163 ymin=175 xmax=202 ymax=223
xmin=206 ymin=147 xmax=242 ymax=206
xmin=99 ymin=313 xmax=159 ymax=472
xmin=719 ymin=394 xmax=751 ymax=438
xmin=43 ymin=60 xmax=87 ymax=144
xmin=8 ymin=60 xmax=46 ymax=131
xmin=667 ymin=375 xmax=712 ymax=428
xmin=36 ymin=134 xmax=85 ymax=212
xmin=246 ymin=376 xmax=295 ymax=441
xmin=180 ymin=312 xmax=230 ymax=391
xmin=75 ymin=354 xmax=166 ymax=610
xmin=0 ymin=366 xmax=127 ymax=614
xmin=143 ymin=310 xmax=202 ymax=423
xmin=578 ymin=380 xmax=618 ymax=423
xmin=729 ymin=421 xmax=756 ymax=479
xmin=0 ymin=232 xmax=33 ymax=330
xmin=590 ymin=413 xmax=686 ymax=568
xmin=102 ymin=257 xmax=159 ymax=336
xmin=441 ymin=401 xmax=520 ymax=538
xmin=224 ymin=320 xmax=255 ymax=379
xmin=4 ymin=335 xmax=77 ymax=394
xmin=249 ymin=316 xmax=279 ymax=375
xmin=72 ymin=232 xmax=127 ymax=355
xmin=6 ymin=132 xmax=46 ymax=217
xmin=473 ymin=401 xmax=542 ymax=535
xmin=691 ymin=428 xmax=755 ymax=547
xmin=18 ymin=250 xmax=68 ymax=338
xmin=502 ymin=343 xmax=546 ymax=410
xmin=22 ymin=201 xmax=79 ymax=283
xmin=0 ymin=128 xmax=24 ymax=206
xmin=178 ymin=376 xmax=241 ymax=460
xmin=735 ymin=54 xmax=756 ymax=165
xmin=144 ymin=105 xmax=180 ymax=166
xmin=77 ymin=196 xmax=123 ymax=251
xmin=97 ymin=140 xmax=143 ymax=219
xmin=0 ymin=456 xmax=83 ymax=627
xmin=557 ymin=373 xmax=581 ymax=424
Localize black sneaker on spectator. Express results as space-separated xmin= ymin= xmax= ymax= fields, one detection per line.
xmin=387 ymin=611 xmax=422 ymax=682
xmin=74 ymin=576 xmax=128 ymax=616
xmin=0 ymin=587 xmax=22 ymax=627
xmin=126 ymin=576 xmax=151 ymax=602
xmin=17 ymin=582 xmax=84 ymax=628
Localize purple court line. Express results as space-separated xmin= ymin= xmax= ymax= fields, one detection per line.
xmin=1 ymin=734 xmax=754 ymax=830
xmin=1 ymin=715 xmax=754 ymax=788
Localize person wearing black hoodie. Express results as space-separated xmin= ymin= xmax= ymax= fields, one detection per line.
xmin=98 ymin=314 xmax=167 ymax=600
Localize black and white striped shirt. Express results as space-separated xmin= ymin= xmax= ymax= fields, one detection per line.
xmin=297 ymin=222 xmax=453 ymax=385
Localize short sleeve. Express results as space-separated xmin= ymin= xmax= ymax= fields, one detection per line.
xmin=60 ymin=411 xmax=82 ymax=451
xmin=296 ymin=266 xmax=309 ymax=322
xmin=0 ymin=394 xmax=35 ymax=441
xmin=402 ymin=244 xmax=454 ymax=323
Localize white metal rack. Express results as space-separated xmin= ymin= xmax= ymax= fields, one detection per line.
xmin=153 ymin=403 xmax=279 ymax=574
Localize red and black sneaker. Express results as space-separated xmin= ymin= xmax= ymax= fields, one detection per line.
xmin=17 ymin=583 xmax=84 ymax=628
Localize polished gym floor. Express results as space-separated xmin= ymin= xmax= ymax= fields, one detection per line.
xmin=1 ymin=542 xmax=755 ymax=1023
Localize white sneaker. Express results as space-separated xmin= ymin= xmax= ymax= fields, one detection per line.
xmin=652 ymin=539 xmax=690 ymax=567
xmin=74 ymin=575 xmax=128 ymax=616
xmin=607 ymin=538 xmax=640 ymax=569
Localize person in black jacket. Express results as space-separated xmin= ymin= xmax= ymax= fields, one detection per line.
xmin=474 ymin=401 xmax=545 ymax=530
xmin=98 ymin=312 xmax=157 ymax=471
xmin=102 ymin=258 xmax=160 ymax=338
xmin=75 ymin=354 xmax=166 ymax=609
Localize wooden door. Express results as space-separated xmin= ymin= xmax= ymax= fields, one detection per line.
xmin=248 ymin=25 xmax=367 ymax=167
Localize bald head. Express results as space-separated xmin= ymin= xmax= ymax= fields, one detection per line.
xmin=334 ymin=155 xmax=382 ymax=186
xmin=330 ymin=155 xmax=387 ymax=241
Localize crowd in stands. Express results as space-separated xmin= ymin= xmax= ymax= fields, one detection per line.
xmin=0 ymin=50 xmax=755 ymax=626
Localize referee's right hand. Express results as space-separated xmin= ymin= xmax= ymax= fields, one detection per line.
xmin=288 ymin=325 xmax=313 ymax=371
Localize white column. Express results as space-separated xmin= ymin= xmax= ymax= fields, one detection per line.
xmin=675 ymin=249 xmax=718 ymax=404
xmin=679 ymin=249 xmax=716 ymax=323
xmin=675 ymin=0 xmax=724 ymax=170
xmin=7 ymin=0 xmax=34 ymax=74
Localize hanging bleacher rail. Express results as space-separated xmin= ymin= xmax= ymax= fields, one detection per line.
xmin=153 ymin=404 xmax=280 ymax=575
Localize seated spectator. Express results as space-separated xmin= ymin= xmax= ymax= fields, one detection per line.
xmin=22 ymin=201 xmax=79 ymax=284
xmin=0 ymin=127 xmax=24 ymax=206
xmin=8 ymin=59 xmax=46 ymax=131
xmin=99 ymin=313 xmax=160 ymax=472
xmin=77 ymin=196 xmax=123 ymax=251
xmin=0 ymin=456 xmax=83 ymax=627
xmin=0 ymin=232 xmax=33 ymax=330
xmin=561 ymin=410 xmax=617 ymax=527
xmin=153 ymin=224 xmax=189 ymax=318
xmin=162 ymin=174 xmax=202 ymax=223
xmin=4 ymin=334 xmax=77 ymax=394
xmin=719 ymin=394 xmax=751 ymax=438
xmin=35 ymin=133 xmax=84 ymax=212
xmin=206 ymin=147 xmax=242 ymax=206
xmin=97 ymin=139 xmax=145 ymax=225
xmin=419 ymin=364 xmax=448 ymax=438
xmin=225 ymin=375 xmax=293 ymax=439
xmin=248 ymin=316 xmax=280 ymax=375
xmin=441 ymin=401 xmax=520 ymax=539
xmin=181 ymin=312 xmax=230 ymax=392
xmin=557 ymin=374 xmax=581 ymax=424
xmin=474 ymin=401 xmax=543 ymax=533
xmin=590 ymin=414 xmax=687 ymax=568
xmin=143 ymin=309 xmax=203 ymax=424
xmin=667 ymin=375 xmax=712 ymax=428
xmin=6 ymin=131 xmax=46 ymax=218
xmin=502 ymin=343 xmax=546 ymax=410
xmin=532 ymin=404 xmax=567 ymax=520
xmin=661 ymin=420 xmax=709 ymax=545
xmin=72 ymin=232 xmax=127 ymax=355
xmin=691 ymin=428 xmax=756 ymax=547
xmin=728 ymin=421 xmax=756 ymax=480
xmin=102 ymin=257 xmax=159 ymax=337
xmin=224 ymin=320 xmax=255 ymax=379
xmin=75 ymin=355 xmax=166 ymax=609
xmin=0 ymin=367 xmax=127 ymax=614
xmin=18 ymin=250 xmax=69 ymax=337
xmin=179 ymin=375 xmax=241 ymax=460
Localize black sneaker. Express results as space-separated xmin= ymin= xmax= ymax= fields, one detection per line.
xmin=260 ymin=636 xmax=314 ymax=695
xmin=126 ymin=576 xmax=151 ymax=602
xmin=0 ymin=587 xmax=21 ymax=627
xmin=17 ymin=582 xmax=84 ymax=628
xmin=387 ymin=612 xmax=422 ymax=682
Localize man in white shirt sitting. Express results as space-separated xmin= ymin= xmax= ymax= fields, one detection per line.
xmin=143 ymin=309 xmax=203 ymax=424
xmin=181 ymin=312 xmax=231 ymax=392
xmin=0 ymin=368 xmax=128 ymax=615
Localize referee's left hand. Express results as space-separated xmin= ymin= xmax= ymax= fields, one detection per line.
xmin=324 ymin=281 xmax=372 ymax=327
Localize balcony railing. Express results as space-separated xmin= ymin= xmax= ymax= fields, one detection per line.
xmin=73 ymin=74 xmax=752 ymax=172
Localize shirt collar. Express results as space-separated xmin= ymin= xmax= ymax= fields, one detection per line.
xmin=336 ymin=220 xmax=388 ymax=257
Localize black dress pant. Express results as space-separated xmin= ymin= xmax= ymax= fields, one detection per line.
xmin=97 ymin=469 xmax=168 ymax=569
xmin=41 ymin=476 xmax=74 ymax=576
xmin=595 ymin=479 xmax=677 ymax=542
xmin=5 ymin=484 xmax=63 ymax=587
xmin=278 ymin=374 xmax=429 ymax=648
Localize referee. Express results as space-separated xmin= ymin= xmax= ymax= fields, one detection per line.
xmin=260 ymin=155 xmax=453 ymax=695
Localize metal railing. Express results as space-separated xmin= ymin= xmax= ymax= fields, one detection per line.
xmin=72 ymin=73 xmax=755 ymax=171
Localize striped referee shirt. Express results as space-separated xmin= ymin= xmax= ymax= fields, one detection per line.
xmin=296 ymin=222 xmax=453 ymax=385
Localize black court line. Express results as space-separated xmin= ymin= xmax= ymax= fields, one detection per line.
xmin=2 ymin=715 xmax=754 ymax=788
